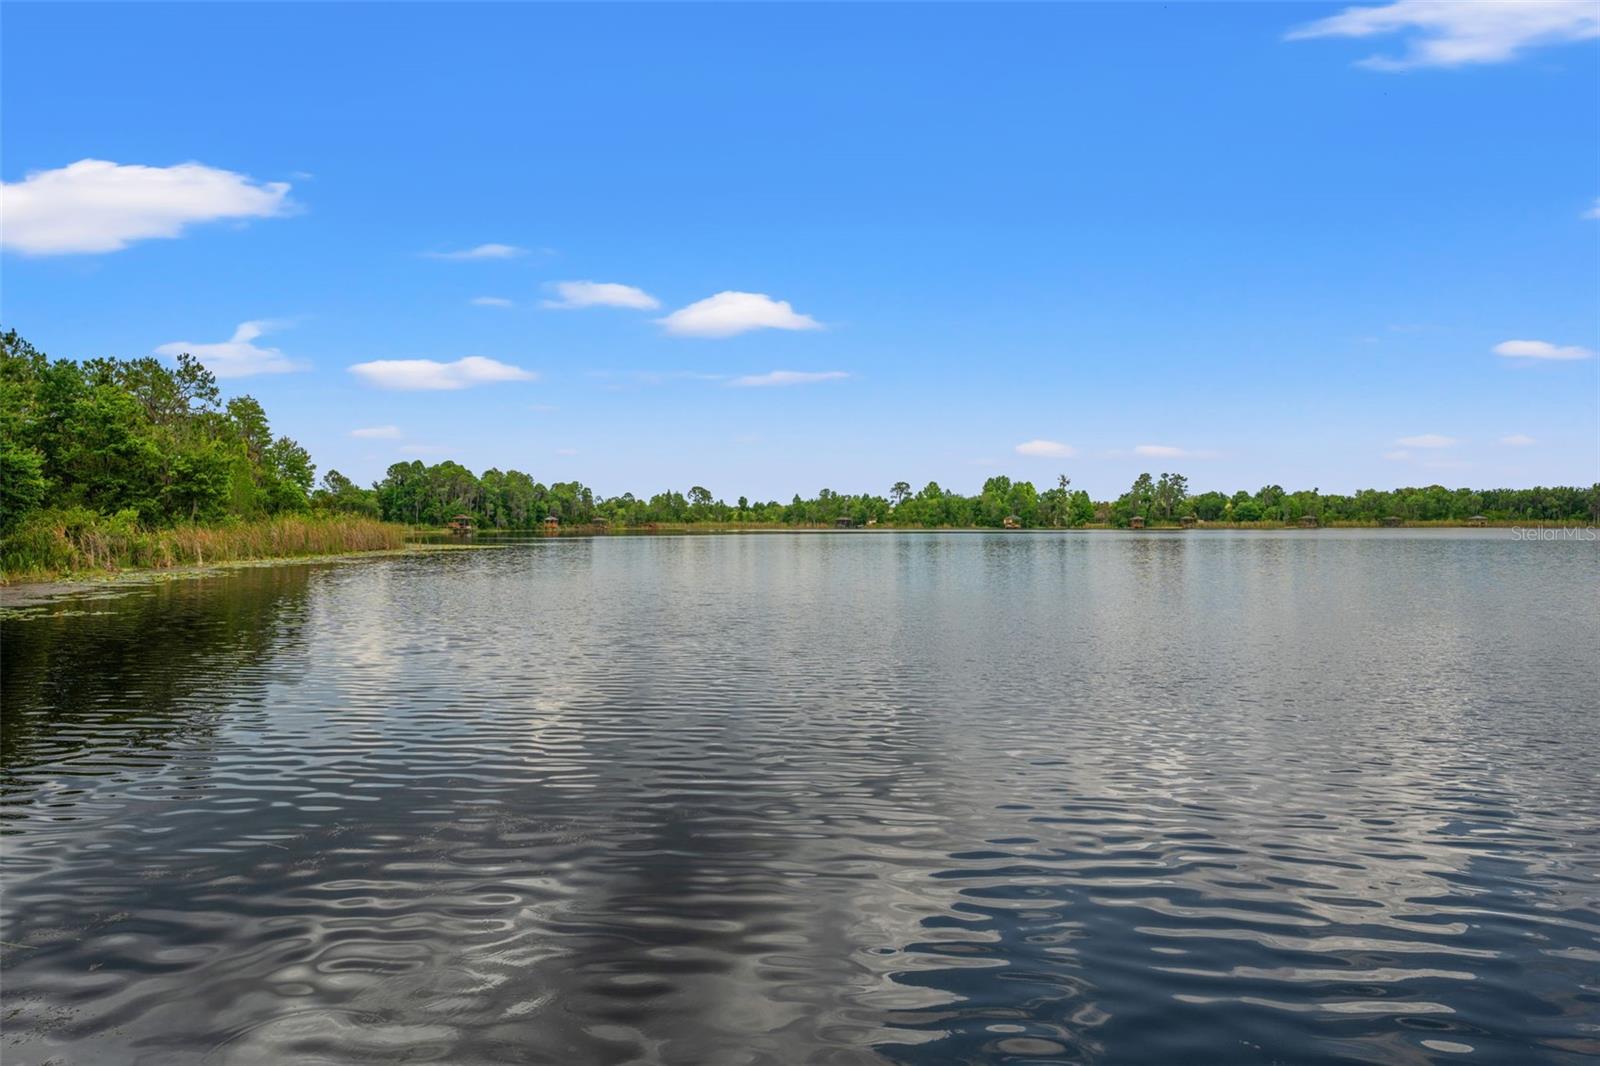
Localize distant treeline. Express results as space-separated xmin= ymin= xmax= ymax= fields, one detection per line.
xmin=3 ymin=330 xmax=1596 ymax=547
xmin=365 ymin=464 xmax=1598 ymax=529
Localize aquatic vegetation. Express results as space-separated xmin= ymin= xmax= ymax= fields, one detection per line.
xmin=0 ymin=509 xmax=407 ymax=582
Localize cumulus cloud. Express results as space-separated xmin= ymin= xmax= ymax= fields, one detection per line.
xmin=1134 ymin=444 xmax=1187 ymax=458
xmin=1493 ymin=339 xmax=1595 ymax=361
xmin=1 ymin=159 xmax=292 ymax=255
xmin=658 ymin=291 xmax=821 ymax=338
xmin=1396 ymin=434 xmax=1459 ymax=448
xmin=1498 ymin=434 xmax=1537 ymax=446
xmin=728 ymin=370 xmax=847 ymax=388
xmin=350 ymin=425 xmax=402 ymax=439
xmin=1015 ymin=439 xmax=1077 ymax=459
xmin=1286 ymin=0 xmax=1600 ymax=70
xmin=423 ymin=243 xmax=524 ymax=260
xmin=155 ymin=320 xmax=302 ymax=378
xmin=542 ymin=280 xmax=660 ymax=310
xmin=348 ymin=356 xmax=537 ymax=391
xmin=471 ymin=296 xmax=513 ymax=308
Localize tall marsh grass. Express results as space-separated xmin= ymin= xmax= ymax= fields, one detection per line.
xmin=1 ymin=508 xmax=409 ymax=582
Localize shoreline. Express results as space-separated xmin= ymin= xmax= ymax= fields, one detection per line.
xmin=510 ymin=518 xmax=1593 ymax=536
xmin=5 ymin=523 xmax=1591 ymax=605
xmin=0 ymin=542 xmax=497 ymax=603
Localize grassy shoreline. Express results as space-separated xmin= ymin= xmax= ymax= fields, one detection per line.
xmin=8 ymin=515 xmax=1585 ymax=586
xmin=0 ymin=512 xmax=414 ymax=585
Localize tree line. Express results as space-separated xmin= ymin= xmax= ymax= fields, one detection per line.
xmin=4 ymin=329 xmax=1595 ymax=539
xmin=355 ymin=465 xmax=1597 ymax=529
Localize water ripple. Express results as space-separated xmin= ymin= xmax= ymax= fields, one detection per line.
xmin=3 ymin=531 xmax=1598 ymax=1064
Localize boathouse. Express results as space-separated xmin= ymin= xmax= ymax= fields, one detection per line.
xmin=835 ymin=517 xmax=853 ymax=528
xmin=1003 ymin=515 xmax=1021 ymax=529
xmin=1381 ymin=516 xmax=1403 ymax=527
xmin=1129 ymin=515 xmax=1145 ymax=529
xmin=1299 ymin=515 xmax=1320 ymax=528
xmin=1467 ymin=515 xmax=1488 ymax=527
xmin=446 ymin=514 xmax=474 ymax=534
xmin=1180 ymin=515 xmax=1197 ymax=528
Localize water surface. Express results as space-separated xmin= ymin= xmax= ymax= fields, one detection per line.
xmin=3 ymin=531 xmax=1598 ymax=1064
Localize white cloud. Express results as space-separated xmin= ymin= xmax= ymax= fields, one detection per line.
xmin=423 ymin=243 xmax=524 ymax=260
xmin=1396 ymin=434 xmax=1459 ymax=448
xmin=1498 ymin=434 xmax=1537 ymax=446
xmin=1015 ymin=439 xmax=1077 ymax=459
xmin=155 ymin=320 xmax=302 ymax=378
xmin=471 ymin=296 xmax=513 ymax=308
xmin=1286 ymin=0 xmax=1600 ymax=70
xmin=1134 ymin=444 xmax=1187 ymax=458
xmin=1584 ymin=198 xmax=1600 ymax=220
xmin=542 ymin=280 xmax=660 ymax=310
xmin=348 ymin=356 xmax=537 ymax=391
xmin=728 ymin=369 xmax=847 ymax=388
xmin=1493 ymin=338 xmax=1595 ymax=361
xmin=658 ymin=291 xmax=822 ymax=338
xmin=1 ymin=159 xmax=292 ymax=255
xmin=350 ymin=425 xmax=401 ymax=439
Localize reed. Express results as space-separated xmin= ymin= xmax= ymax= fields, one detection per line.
xmin=1 ymin=509 xmax=410 ymax=583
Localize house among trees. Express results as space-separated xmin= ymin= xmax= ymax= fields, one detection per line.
xmin=543 ymin=515 xmax=560 ymax=531
xmin=1003 ymin=515 xmax=1021 ymax=529
xmin=447 ymin=514 xmax=474 ymax=534
xmin=1299 ymin=515 xmax=1320 ymax=528
xmin=1468 ymin=515 xmax=1488 ymax=527
xmin=1129 ymin=515 xmax=1145 ymax=529
xmin=835 ymin=517 xmax=853 ymax=528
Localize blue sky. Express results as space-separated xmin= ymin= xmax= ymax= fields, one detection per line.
xmin=3 ymin=2 xmax=1597 ymax=499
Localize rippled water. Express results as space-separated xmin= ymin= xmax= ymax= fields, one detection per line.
xmin=3 ymin=530 xmax=1598 ymax=1065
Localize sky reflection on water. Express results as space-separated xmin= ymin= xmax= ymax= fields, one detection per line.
xmin=3 ymin=531 xmax=1598 ymax=1065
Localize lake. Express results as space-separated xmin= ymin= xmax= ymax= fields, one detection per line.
xmin=3 ymin=530 xmax=1597 ymax=1065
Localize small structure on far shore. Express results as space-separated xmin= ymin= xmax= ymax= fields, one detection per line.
xmin=1299 ymin=514 xmax=1320 ymax=528
xmin=1129 ymin=515 xmax=1145 ymax=529
xmin=1381 ymin=516 xmax=1404 ymax=527
xmin=543 ymin=515 xmax=560 ymax=532
xmin=835 ymin=516 xmax=853 ymax=528
xmin=1467 ymin=514 xmax=1488 ymax=527
xmin=446 ymin=514 xmax=474 ymax=534
xmin=866 ymin=517 xmax=878 ymax=527
xmin=1180 ymin=514 xmax=1198 ymax=528
xmin=1003 ymin=514 xmax=1021 ymax=529
xmin=591 ymin=517 xmax=608 ymax=531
